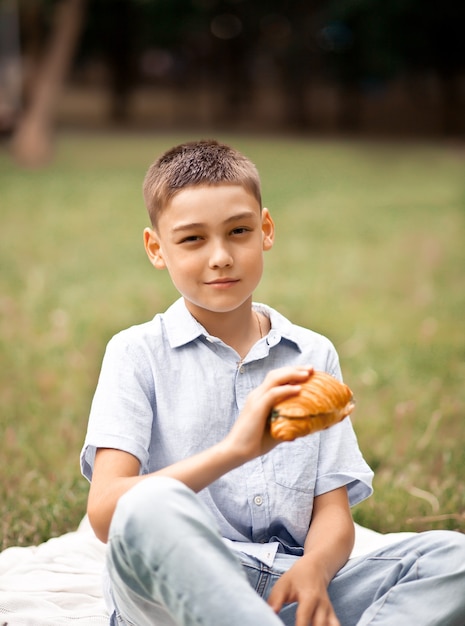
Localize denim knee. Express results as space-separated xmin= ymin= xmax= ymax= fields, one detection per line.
xmin=110 ymin=476 xmax=197 ymax=544
xmin=419 ymin=529 xmax=465 ymax=562
xmin=431 ymin=529 xmax=465 ymax=573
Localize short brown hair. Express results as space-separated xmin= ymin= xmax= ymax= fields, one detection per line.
xmin=143 ymin=139 xmax=262 ymax=227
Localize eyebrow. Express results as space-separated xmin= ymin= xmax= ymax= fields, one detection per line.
xmin=171 ymin=211 xmax=258 ymax=233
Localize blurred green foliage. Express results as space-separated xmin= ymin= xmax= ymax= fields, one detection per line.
xmin=1 ymin=132 xmax=464 ymax=549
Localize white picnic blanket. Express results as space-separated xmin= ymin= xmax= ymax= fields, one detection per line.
xmin=0 ymin=518 xmax=414 ymax=626
xmin=0 ymin=516 xmax=108 ymax=626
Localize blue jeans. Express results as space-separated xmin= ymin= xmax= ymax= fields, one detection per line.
xmin=107 ymin=477 xmax=465 ymax=626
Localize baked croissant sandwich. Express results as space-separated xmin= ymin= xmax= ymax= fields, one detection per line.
xmin=269 ymin=371 xmax=355 ymax=442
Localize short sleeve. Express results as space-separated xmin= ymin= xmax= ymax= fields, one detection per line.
xmin=315 ymin=417 xmax=374 ymax=506
xmin=80 ymin=332 xmax=155 ymax=481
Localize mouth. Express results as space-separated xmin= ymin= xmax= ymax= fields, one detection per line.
xmin=206 ymin=278 xmax=239 ymax=288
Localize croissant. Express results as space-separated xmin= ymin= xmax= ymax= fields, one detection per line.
xmin=269 ymin=371 xmax=355 ymax=442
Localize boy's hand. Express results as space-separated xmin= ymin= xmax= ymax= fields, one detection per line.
xmin=224 ymin=366 xmax=313 ymax=462
xmin=267 ymin=488 xmax=353 ymax=626
xmin=267 ymin=557 xmax=340 ymax=626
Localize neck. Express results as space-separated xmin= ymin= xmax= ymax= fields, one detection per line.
xmin=185 ymin=300 xmax=266 ymax=358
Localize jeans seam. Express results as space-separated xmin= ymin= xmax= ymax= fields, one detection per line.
xmin=256 ymin=567 xmax=269 ymax=597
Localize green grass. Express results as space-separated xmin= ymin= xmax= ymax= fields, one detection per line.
xmin=1 ymin=131 xmax=464 ymax=549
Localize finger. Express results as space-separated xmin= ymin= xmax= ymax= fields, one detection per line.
xmin=246 ymin=368 xmax=307 ymax=409
xmin=294 ymin=596 xmax=317 ymax=626
xmin=296 ymin=600 xmax=340 ymax=626
xmin=263 ymin=365 xmax=313 ymax=389
xmin=267 ymin=596 xmax=283 ymax=615
xmin=266 ymin=581 xmax=287 ymax=614
xmin=257 ymin=369 xmax=313 ymax=407
xmin=266 ymin=382 xmax=303 ymax=405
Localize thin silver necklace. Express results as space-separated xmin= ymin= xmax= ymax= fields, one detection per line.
xmin=255 ymin=311 xmax=263 ymax=339
xmin=237 ymin=312 xmax=263 ymax=369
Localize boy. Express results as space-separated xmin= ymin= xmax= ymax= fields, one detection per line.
xmin=81 ymin=140 xmax=465 ymax=626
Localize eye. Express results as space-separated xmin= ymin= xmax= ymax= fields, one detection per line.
xmin=231 ymin=226 xmax=252 ymax=236
xmin=179 ymin=235 xmax=203 ymax=244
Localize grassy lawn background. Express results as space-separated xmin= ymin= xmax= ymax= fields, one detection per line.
xmin=1 ymin=132 xmax=464 ymax=550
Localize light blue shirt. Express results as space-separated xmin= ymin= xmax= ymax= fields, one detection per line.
xmin=81 ymin=298 xmax=373 ymax=552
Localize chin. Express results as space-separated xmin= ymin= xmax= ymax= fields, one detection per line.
xmin=186 ymin=295 xmax=252 ymax=315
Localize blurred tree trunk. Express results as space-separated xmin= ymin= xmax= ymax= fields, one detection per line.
xmin=439 ymin=74 xmax=465 ymax=137
xmin=337 ymin=83 xmax=362 ymax=133
xmin=106 ymin=0 xmax=137 ymax=123
xmin=11 ymin=0 xmax=86 ymax=167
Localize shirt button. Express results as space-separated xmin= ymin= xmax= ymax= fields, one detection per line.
xmin=267 ymin=330 xmax=279 ymax=346
xmin=239 ymin=366 xmax=244 ymax=374
xmin=254 ymin=495 xmax=263 ymax=506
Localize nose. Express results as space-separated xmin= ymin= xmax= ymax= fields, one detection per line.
xmin=208 ymin=239 xmax=233 ymax=269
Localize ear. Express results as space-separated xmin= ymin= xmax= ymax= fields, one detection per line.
xmin=261 ymin=208 xmax=275 ymax=251
xmin=143 ymin=227 xmax=166 ymax=270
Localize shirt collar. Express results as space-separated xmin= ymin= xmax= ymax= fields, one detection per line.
xmin=162 ymin=298 xmax=206 ymax=348
xmin=161 ymin=297 xmax=302 ymax=353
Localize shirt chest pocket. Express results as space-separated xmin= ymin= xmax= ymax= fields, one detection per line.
xmin=270 ymin=436 xmax=319 ymax=493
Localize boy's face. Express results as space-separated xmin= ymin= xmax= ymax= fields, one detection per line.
xmin=144 ymin=184 xmax=274 ymax=318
